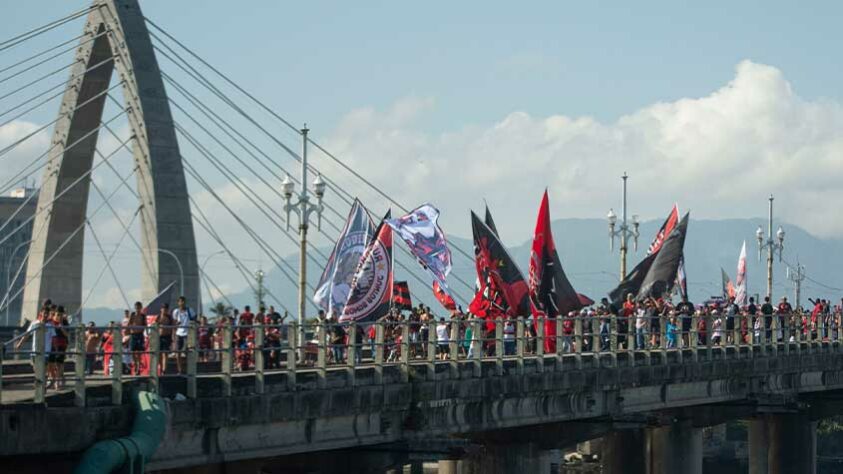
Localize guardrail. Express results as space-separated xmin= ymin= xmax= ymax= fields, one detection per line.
xmin=1 ymin=312 xmax=840 ymax=406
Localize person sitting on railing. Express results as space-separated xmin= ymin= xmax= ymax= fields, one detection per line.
xmin=51 ymin=307 xmax=70 ymax=388
xmin=725 ymin=296 xmax=739 ymax=344
xmin=599 ymin=312 xmax=611 ymax=352
xmin=172 ymin=296 xmax=197 ymax=375
xmin=620 ymin=293 xmax=635 ymax=350
xmin=777 ymin=297 xmax=793 ymax=342
xmin=237 ymin=305 xmax=255 ymax=344
xmin=198 ymin=316 xmax=213 ymax=363
xmin=265 ymin=319 xmax=283 ymax=369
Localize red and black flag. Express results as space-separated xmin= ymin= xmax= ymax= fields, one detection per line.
xmin=610 ymin=212 xmax=690 ymax=303
xmin=472 ymin=210 xmax=530 ymax=317
xmin=392 ymin=281 xmax=413 ymax=311
xmin=528 ymin=191 xmax=583 ymax=352
xmin=340 ymin=211 xmax=394 ymax=323
xmin=484 ymin=205 xmax=499 ymax=236
xmin=433 ymin=280 xmax=457 ymax=311
xmin=721 ymin=267 xmax=735 ymax=300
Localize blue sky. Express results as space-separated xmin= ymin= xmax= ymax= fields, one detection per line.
xmin=6 ymin=1 xmax=843 ymax=133
xmin=3 ymin=1 xmax=843 ymax=309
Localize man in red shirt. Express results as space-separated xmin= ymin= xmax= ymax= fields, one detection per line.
xmin=238 ymin=306 xmax=255 ymax=347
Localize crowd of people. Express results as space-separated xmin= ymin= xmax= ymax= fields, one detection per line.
xmin=12 ymin=293 xmax=843 ymax=390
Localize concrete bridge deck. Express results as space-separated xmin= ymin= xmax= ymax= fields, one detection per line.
xmin=2 ymin=318 xmax=841 ymax=473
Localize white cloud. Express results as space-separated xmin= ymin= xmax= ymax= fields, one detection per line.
xmin=317 ymin=60 xmax=843 ymax=242
xmin=0 ymin=119 xmax=50 ymax=189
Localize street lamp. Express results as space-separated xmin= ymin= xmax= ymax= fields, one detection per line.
xmin=255 ymin=268 xmax=265 ymax=308
xmin=756 ymin=194 xmax=784 ymax=299
xmin=158 ymin=248 xmax=184 ymax=298
xmin=282 ymin=124 xmax=326 ymax=354
xmin=199 ymin=249 xmax=227 ymax=315
xmin=607 ymin=172 xmax=640 ymax=280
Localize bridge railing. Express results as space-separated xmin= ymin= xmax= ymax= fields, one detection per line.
xmin=1 ymin=312 xmax=840 ymax=406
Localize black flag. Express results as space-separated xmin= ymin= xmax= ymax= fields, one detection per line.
xmin=471 ymin=211 xmax=530 ymax=317
xmin=610 ymin=212 xmax=690 ymax=303
xmin=484 ymin=205 xmax=499 ymax=237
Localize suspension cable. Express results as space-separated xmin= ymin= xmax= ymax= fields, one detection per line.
xmin=0 ymin=30 xmax=108 ymax=85
xmin=0 ymin=126 xmax=131 ymax=248
xmin=143 ymin=20 xmax=482 ymax=271
xmin=76 ymin=207 xmax=141 ymax=317
xmin=0 ymin=6 xmax=93 ymax=53
xmin=0 ymin=167 xmax=137 ymax=313
xmin=0 ymin=55 xmax=115 ymax=119
xmin=86 ymin=220 xmax=131 ymax=310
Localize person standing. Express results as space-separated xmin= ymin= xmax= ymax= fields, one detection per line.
xmin=128 ymin=302 xmax=147 ymax=375
xmin=761 ymin=296 xmax=775 ymax=342
xmin=724 ymin=296 xmax=739 ymax=344
xmin=172 ymin=296 xmax=196 ymax=374
xmin=436 ymin=318 xmax=450 ymax=360
xmin=676 ymin=296 xmax=694 ymax=347
xmin=156 ymin=304 xmax=174 ymax=374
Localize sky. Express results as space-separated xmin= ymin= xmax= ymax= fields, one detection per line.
xmin=1 ymin=1 xmax=843 ymax=310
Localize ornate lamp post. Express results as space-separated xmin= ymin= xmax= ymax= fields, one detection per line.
xmin=607 ymin=172 xmax=640 ymax=280
xmin=282 ymin=124 xmax=326 ymax=356
xmin=756 ymin=194 xmax=784 ymax=299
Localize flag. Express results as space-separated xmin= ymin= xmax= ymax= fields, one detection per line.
xmin=471 ymin=210 xmax=530 ymax=317
xmin=648 ymin=204 xmax=680 ymax=255
xmin=610 ymin=213 xmax=690 ymax=303
xmin=608 ymin=253 xmax=657 ymax=305
xmin=340 ymin=212 xmax=394 ymax=323
xmin=314 ymin=199 xmax=374 ymax=317
xmin=528 ymin=191 xmax=583 ymax=352
xmin=735 ymin=241 xmax=747 ymax=305
xmin=433 ymin=280 xmax=457 ymax=311
xmin=385 ymin=204 xmax=453 ymax=295
xmin=143 ymin=281 xmax=177 ymax=316
xmin=722 ymin=267 xmax=735 ymax=300
xmin=392 ymin=281 xmax=412 ymax=311
xmin=677 ymin=257 xmax=688 ymax=299
xmin=636 ymin=213 xmax=690 ymax=300
xmin=484 ymin=205 xmax=499 ymax=236
xmin=648 ymin=204 xmax=686 ymax=300
xmin=577 ymin=293 xmax=595 ymax=307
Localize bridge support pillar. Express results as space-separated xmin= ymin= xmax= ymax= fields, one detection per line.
xmin=646 ymin=420 xmax=702 ymax=474
xmin=748 ymin=414 xmax=816 ymax=474
xmin=602 ymin=429 xmax=646 ymax=474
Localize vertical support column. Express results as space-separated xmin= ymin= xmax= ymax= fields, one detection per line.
xmin=346 ymin=321 xmax=356 ymax=387
xmin=535 ymin=316 xmax=545 ymax=373
xmin=374 ymin=322 xmax=384 ymax=385
xmin=556 ymin=316 xmax=564 ymax=362
xmin=74 ymin=322 xmax=86 ymax=407
xmin=690 ymin=311 xmax=699 ymax=363
xmin=705 ymin=312 xmax=713 ymax=361
xmin=316 ymin=320 xmax=327 ymax=389
xmin=111 ymin=326 xmax=122 ymax=405
xmin=426 ymin=321 xmax=437 ymax=381
xmin=749 ymin=414 xmax=816 ymax=474
xmin=400 ymin=322 xmax=410 ymax=383
xmin=286 ymin=321 xmax=297 ymax=390
xmin=33 ymin=324 xmax=46 ymax=404
xmin=516 ymin=317 xmax=525 ymax=375
xmin=646 ymin=420 xmax=703 ymax=474
xmin=574 ymin=314 xmax=583 ymax=369
xmin=602 ymin=430 xmax=646 ymax=474
xmin=186 ymin=322 xmax=197 ymax=399
xmin=449 ymin=320 xmax=459 ymax=379
xmin=148 ymin=322 xmax=159 ymax=394
xmin=610 ymin=313 xmax=619 ymax=368
xmin=254 ymin=322 xmax=265 ymax=394
xmin=221 ymin=323 xmax=232 ymax=396
xmin=495 ymin=318 xmax=503 ymax=376
xmin=470 ymin=318 xmax=482 ymax=378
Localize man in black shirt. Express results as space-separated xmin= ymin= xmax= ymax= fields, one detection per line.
xmin=761 ymin=296 xmax=775 ymax=342
xmin=676 ymin=296 xmax=694 ymax=347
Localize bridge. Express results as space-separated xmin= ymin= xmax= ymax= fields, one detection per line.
xmin=0 ymin=1 xmax=839 ymax=474
xmin=3 ymin=316 xmax=842 ymax=473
